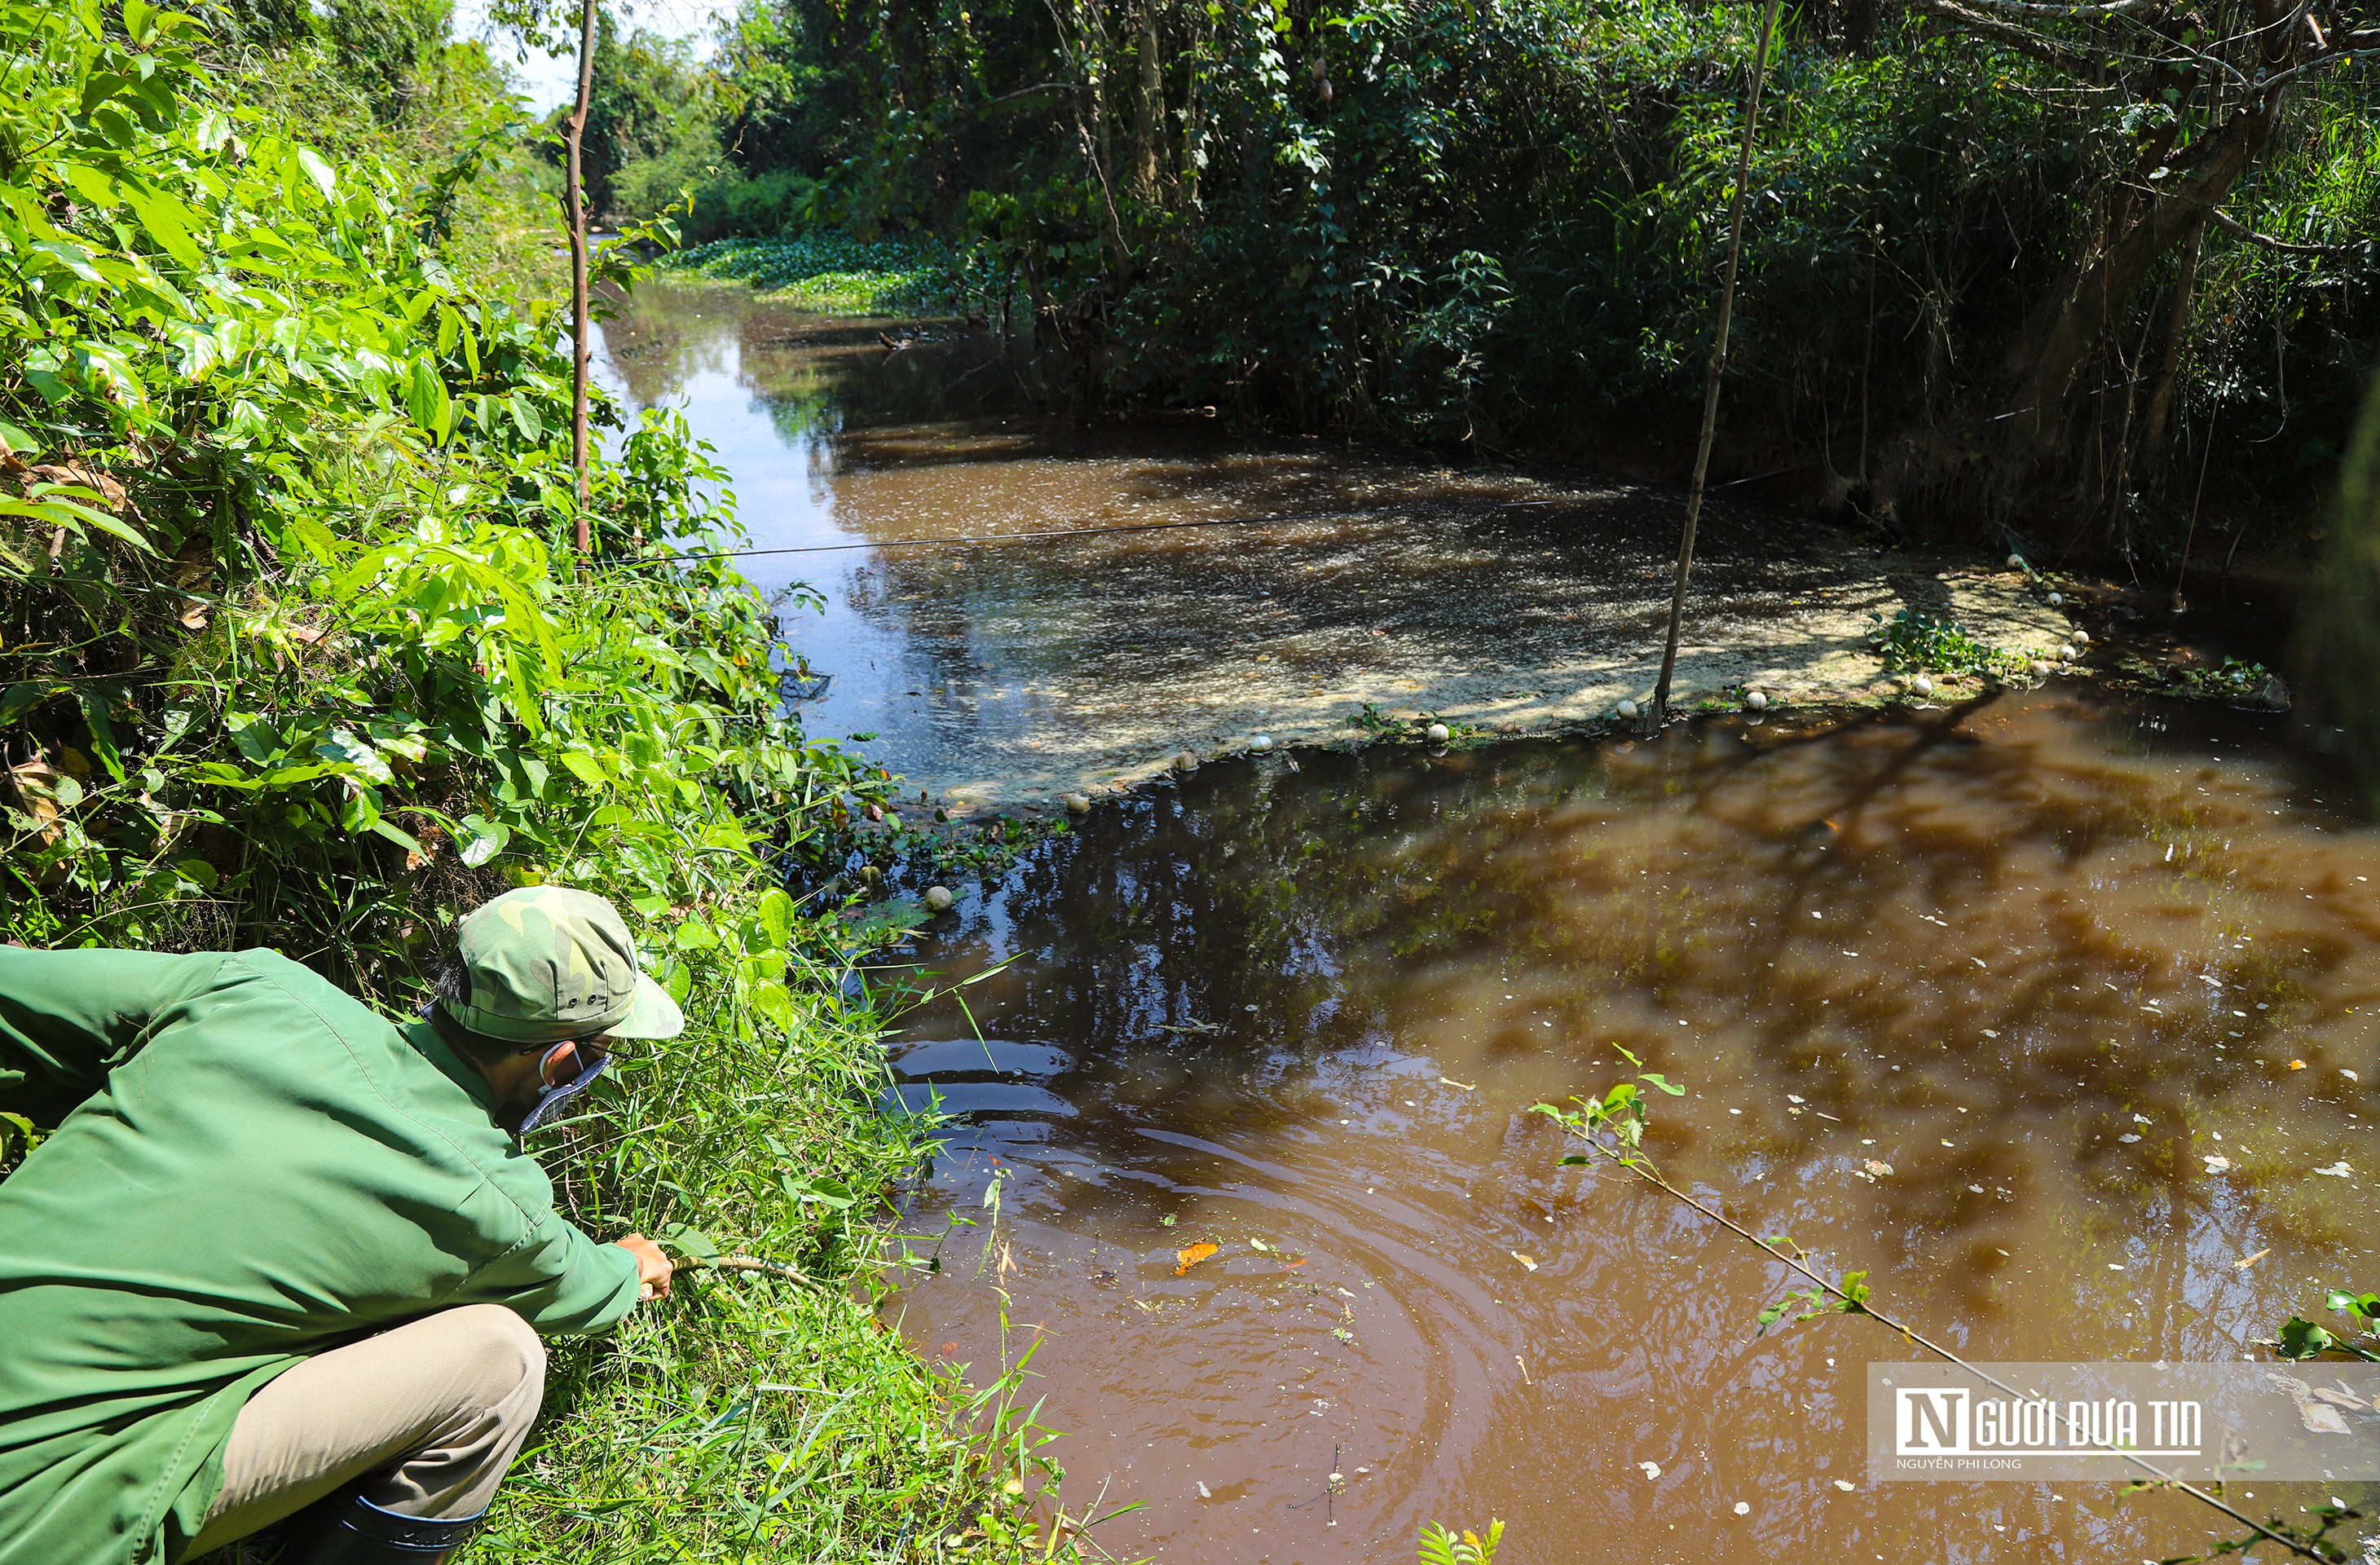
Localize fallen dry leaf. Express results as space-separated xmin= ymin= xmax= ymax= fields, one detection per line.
xmin=1175 ymin=1241 xmax=1219 ymax=1276
xmin=178 ymin=603 xmax=209 ymax=631
xmin=2234 ymin=1248 xmax=2271 ymax=1271
xmin=1863 ymin=1159 xmax=1894 ymax=1178
xmin=2290 ymin=1060 xmax=2307 ymax=1070
xmin=1510 ymin=1251 xmax=1538 ymax=1272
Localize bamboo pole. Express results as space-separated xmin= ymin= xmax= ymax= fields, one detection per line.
xmin=1646 ymin=0 xmax=1781 ymax=735
xmin=562 ymin=0 xmax=597 ymax=554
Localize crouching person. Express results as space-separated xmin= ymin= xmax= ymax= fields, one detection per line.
xmin=0 ymin=888 xmax=681 ymax=1564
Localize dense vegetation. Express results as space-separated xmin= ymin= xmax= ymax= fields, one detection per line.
xmin=588 ymin=0 xmax=2378 ymax=564
xmin=0 ymin=2 xmax=1079 ymax=1558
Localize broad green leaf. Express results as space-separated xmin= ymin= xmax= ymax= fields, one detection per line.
xmin=369 ymin=818 xmax=425 ymax=853
xmin=756 ymin=888 xmax=795 ymax=950
xmin=558 ymin=749 xmax=608 ymax=787
xmin=659 ymin=1223 xmax=719 ymax=1260
xmin=294 ymin=146 xmax=337 ymax=201
xmin=751 ymin=980 xmax=795 ymax=1030
xmin=122 ymin=183 xmax=203 ymax=271
xmin=75 ymin=690 xmax=126 ymax=782
xmin=456 ymin=813 xmax=509 ymax=866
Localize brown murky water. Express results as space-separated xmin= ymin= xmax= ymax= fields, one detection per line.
xmin=597 ymin=282 xmax=2370 ymax=1562
xmin=884 ymin=691 xmax=2379 ymax=1565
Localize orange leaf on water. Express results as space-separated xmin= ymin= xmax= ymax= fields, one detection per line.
xmin=1175 ymin=1241 xmax=1220 ymax=1276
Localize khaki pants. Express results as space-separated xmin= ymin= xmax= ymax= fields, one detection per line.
xmin=188 ymin=1305 xmax=546 ymax=1554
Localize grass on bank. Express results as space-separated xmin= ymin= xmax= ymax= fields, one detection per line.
xmin=0 ymin=4 xmax=1086 ymax=1560
xmin=662 ymin=234 xmax=979 ymax=316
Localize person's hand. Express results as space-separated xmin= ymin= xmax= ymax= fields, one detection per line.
xmin=615 ymin=1233 xmax=673 ymax=1302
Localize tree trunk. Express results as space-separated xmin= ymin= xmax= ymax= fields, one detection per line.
xmin=1133 ymin=1 xmax=1162 ymax=195
xmin=1998 ymin=82 xmax=2286 ymax=472
xmin=562 ymin=0 xmax=597 ymax=554
xmin=2136 ymin=222 xmax=2206 ymax=486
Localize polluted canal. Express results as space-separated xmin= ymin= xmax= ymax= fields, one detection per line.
xmin=597 ymin=283 xmax=2378 ymax=1564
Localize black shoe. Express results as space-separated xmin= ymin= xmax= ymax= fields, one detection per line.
xmin=284 ymin=1493 xmax=483 ymax=1563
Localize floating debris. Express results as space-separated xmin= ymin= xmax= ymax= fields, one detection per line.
xmin=1250 ymin=734 xmax=1275 ymax=752
xmin=1744 ymin=690 xmax=1768 ymax=712
xmin=1615 ymin=699 xmax=1639 ymax=721
xmin=923 ymin=885 xmax=954 ymax=912
xmin=1426 ymin=722 xmax=1451 ymax=743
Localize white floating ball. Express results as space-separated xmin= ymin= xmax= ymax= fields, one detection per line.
xmin=2030 ymin=659 xmax=2053 ymax=678
xmin=1062 ymin=792 xmax=1091 ymax=814
xmin=2047 ymin=590 xmax=2064 ymax=606
xmin=1249 ymin=734 xmax=1274 ymax=752
xmin=2059 ymin=643 xmax=2078 ymax=661
xmin=1425 ymin=722 xmax=1451 ymax=743
xmin=2007 ymin=553 xmax=2026 ymax=570
xmin=1911 ymin=676 xmax=1933 ymax=698
xmin=1615 ymin=699 xmax=1639 ymax=721
xmin=1174 ymin=751 xmax=1199 ymax=773
xmin=923 ymin=885 xmax=954 ymax=912
xmin=1743 ymin=690 xmax=1767 ymax=712
xmin=2071 ymin=628 xmax=2090 ymax=646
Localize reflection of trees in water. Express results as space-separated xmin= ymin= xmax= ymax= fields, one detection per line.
xmin=911 ymin=698 xmax=2378 ymax=1339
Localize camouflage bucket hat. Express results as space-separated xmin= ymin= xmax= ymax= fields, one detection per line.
xmin=452 ymin=885 xmax=684 ymax=1044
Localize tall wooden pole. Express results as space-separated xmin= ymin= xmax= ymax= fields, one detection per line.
xmin=1646 ymin=0 xmax=1780 ymax=734
xmin=562 ymin=0 xmax=597 ymax=554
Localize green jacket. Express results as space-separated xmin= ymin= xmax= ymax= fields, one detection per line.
xmin=0 ymin=948 xmax=642 ymax=1565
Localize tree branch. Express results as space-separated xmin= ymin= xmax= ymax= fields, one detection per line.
xmin=1908 ymin=0 xmax=2105 ymax=70
xmin=2208 ymin=207 xmax=2355 ymax=256
xmin=1955 ymin=0 xmax=2157 ymax=16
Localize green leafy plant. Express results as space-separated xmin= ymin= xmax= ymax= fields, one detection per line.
xmin=2273 ymin=1289 xmax=2380 ymax=1363
xmin=1529 ymin=1047 xmax=1685 ymax=1170
xmin=1419 ymin=1519 xmax=1504 ymax=1565
xmin=1867 ymin=611 xmax=2030 ymax=680
xmin=0 ymin=6 xmax=1089 ymax=1558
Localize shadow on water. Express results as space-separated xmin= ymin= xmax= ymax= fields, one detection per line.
xmin=878 ymin=690 xmax=2380 ymax=1565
